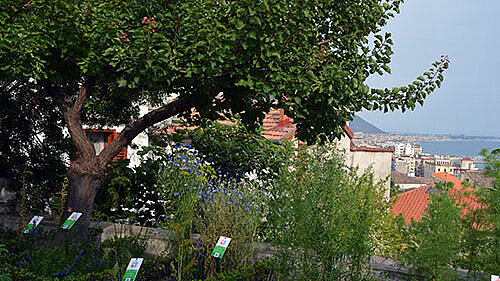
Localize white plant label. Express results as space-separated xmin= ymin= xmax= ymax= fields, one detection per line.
xmin=492 ymin=275 xmax=500 ymax=281
xmin=211 ymin=236 xmax=231 ymax=258
xmin=122 ymin=258 xmax=144 ymax=281
xmin=24 ymin=216 xmax=43 ymax=233
xmin=61 ymin=212 xmax=82 ymax=229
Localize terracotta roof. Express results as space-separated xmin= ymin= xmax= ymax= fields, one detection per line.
xmin=391 ymin=185 xmax=430 ymax=224
xmin=260 ymin=108 xmax=296 ymax=142
xmin=344 ymin=125 xmax=354 ymax=139
xmin=391 ymin=172 xmax=482 ymax=225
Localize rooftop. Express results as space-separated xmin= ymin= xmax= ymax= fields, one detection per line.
xmin=391 ymin=172 xmax=481 ymax=225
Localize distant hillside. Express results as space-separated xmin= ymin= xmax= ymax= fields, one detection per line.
xmin=350 ymin=116 xmax=385 ymax=134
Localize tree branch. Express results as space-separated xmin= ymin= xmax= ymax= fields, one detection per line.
xmin=98 ymin=95 xmax=195 ymax=165
xmin=43 ymin=78 xmax=96 ymax=160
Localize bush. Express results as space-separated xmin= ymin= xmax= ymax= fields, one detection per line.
xmin=155 ymin=143 xmax=268 ymax=280
xmin=401 ymin=185 xmax=462 ymax=281
xmin=203 ymin=259 xmax=279 ymax=281
xmin=187 ymin=118 xmax=292 ymax=180
xmin=0 ymin=227 xmax=172 ymax=281
xmin=266 ymin=143 xmax=381 ymax=281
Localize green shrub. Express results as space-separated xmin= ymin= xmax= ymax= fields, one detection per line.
xmin=187 ymin=118 xmax=292 ymax=179
xmin=203 ymin=259 xmax=279 ymax=281
xmin=266 ymin=143 xmax=380 ymax=280
xmin=401 ymin=184 xmax=462 ymax=281
xmin=0 ymin=243 xmax=12 ymax=281
xmin=155 ymin=143 xmax=268 ymax=280
xmin=0 ymin=228 xmax=164 ymax=281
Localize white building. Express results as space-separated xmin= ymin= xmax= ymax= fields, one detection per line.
xmin=336 ymin=126 xmax=394 ymax=199
xmin=84 ymin=105 xmax=151 ymax=167
xmin=395 ymin=143 xmax=414 ymax=157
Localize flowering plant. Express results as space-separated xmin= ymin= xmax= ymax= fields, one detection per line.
xmin=155 ymin=143 xmax=268 ymax=279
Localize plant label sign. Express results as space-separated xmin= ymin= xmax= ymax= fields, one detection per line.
xmin=492 ymin=275 xmax=500 ymax=281
xmin=24 ymin=216 xmax=43 ymax=234
xmin=122 ymin=258 xmax=143 ymax=281
xmin=61 ymin=212 xmax=82 ymax=230
xmin=211 ymin=236 xmax=231 ymax=258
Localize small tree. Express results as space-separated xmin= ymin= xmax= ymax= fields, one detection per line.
xmin=403 ymin=183 xmax=462 ymax=281
xmin=479 ymin=149 xmax=500 ymax=275
xmin=0 ymin=0 xmax=449 ymax=237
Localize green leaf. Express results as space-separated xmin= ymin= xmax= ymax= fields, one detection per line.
xmin=382 ymin=65 xmax=391 ymax=74
xmin=118 ymin=78 xmax=127 ymax=87
xmin=235 ymin=19 xmax=245 ymax=30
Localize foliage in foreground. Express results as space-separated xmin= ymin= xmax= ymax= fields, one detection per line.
xmin=397 ymin=149 xmax=500 ymax=280
xmin=266 ymin=144 xmax=382 ymax=280
xmin=0 ymin=228 xmax=171 ymax=281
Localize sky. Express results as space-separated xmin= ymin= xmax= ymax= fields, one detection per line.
xmin=357 ymin=0 xmax=500 ymax=137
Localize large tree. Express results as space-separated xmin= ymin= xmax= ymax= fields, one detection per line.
xmin=0 ymin=0 xmax=448 ymax=237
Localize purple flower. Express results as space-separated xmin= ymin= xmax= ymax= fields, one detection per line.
xmin=174 ymin=192 xmax=179 ymax=196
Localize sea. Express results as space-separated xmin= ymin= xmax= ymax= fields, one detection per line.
xmin=420 ymin=140 xmax=500 ymax=157
xmin=420 ymin=140 xmax=500 ymax=170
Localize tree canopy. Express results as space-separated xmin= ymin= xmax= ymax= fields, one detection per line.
xmin=0 ymin=0 xmax=449 ymax=236
xmin=1 ymin=0 xmax=448 ymax=143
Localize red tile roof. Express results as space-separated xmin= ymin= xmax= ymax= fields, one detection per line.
xmin=261 ymin=108 xmax=296 ymax=142
xmin=344 ymin=125 xmax=354 ymax=139
xmin=391 ymin=172 xmax=482 ymax=225
xmin=391 ymin=185 xmax=430 ymax=224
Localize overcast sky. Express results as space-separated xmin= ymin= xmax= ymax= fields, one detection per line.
xmin=358 ymin=0 xmax=500 ymax=137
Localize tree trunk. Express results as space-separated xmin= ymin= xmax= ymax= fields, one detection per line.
xmin=54 ymin=159 xmax=104 ymax=244
xmin=44 ymin=79 xmax=195 ymax=244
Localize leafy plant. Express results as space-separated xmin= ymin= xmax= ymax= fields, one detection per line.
xmin=477 ymin=149 xmax=500 ymax=275
xmin=186 ymin=117 xmax=292 ymax=180
xmin=0 ymin=244 xmax=12 ymax=281
xmin=155 ymin=143 xmax=268 ymax=280
xmin=266 ymin=143 xmax=381 ymax=280
xmin=402 ymin=183 xmax=462 ymax=281
xmin=203 ymin=258 xmax=279 ymax=281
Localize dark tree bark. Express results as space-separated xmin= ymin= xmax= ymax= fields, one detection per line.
xmin=45 ymin=79 xmax=195 ymax=242
xmin=56 ymin=161 xmax=104 ymax=241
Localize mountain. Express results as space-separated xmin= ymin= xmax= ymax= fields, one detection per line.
xmin=349 ymin=116 xmax=385 ymax=134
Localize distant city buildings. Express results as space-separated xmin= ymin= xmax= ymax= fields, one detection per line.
xmin=394 ymin=143 xmax=414 ymax=157
xmin=352 ymin=133 xmax=487 ymax=185
xmin=394 ymin=155 xmax=416 ymax=177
